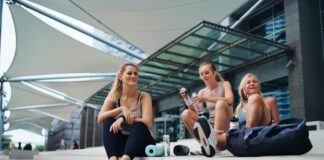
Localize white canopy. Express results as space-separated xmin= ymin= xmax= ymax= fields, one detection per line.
xmin=2 ymin=0 xmax=248 ymax=135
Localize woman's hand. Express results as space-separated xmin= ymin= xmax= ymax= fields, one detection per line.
xmin=121 ymin=106 xmax=136 ymax=124
xmin=192 ymin=95 xmax=206 ymax=104
xmin=125 ymin=112 xmax=136 ymax=124
xmin=179 ymin=87 xmax=189 ymax=99
xmin=109 ymin=118 xmax=124 ymax=134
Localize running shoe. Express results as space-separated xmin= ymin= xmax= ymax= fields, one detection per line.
xmin=193 ymin=116 xmax=217 ymax=157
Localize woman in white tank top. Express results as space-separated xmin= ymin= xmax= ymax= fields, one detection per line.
xmin=180 ymin=60 xmax=234 ymax=154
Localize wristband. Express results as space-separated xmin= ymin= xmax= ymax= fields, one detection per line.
xmin=118 ymin=115 xmax=126 ymax=122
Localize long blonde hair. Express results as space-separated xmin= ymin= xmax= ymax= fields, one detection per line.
xmin=107 ymin=63 xmax=139 ymax=102
xmin=234 ymin=73 xmax=262 ymax=117
xmin=199 ymin=60 xmax=224 ymax=82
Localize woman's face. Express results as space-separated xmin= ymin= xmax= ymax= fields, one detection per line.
xmin=243 ymin=75 xmax=260 ymax=97
xmin=199 ymin=64 xmax=215 ymax=84
xmin=119 ymin=65 xmax=138 ymax=86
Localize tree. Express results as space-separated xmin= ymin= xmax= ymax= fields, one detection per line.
xmin=2 ymin=136 xmax=12 ymax=149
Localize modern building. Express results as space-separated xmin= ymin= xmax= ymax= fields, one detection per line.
xmin=1 ymin=0 xmax=323 ymax=150
xmin=80 ymin=0 xmax=324 ymax=144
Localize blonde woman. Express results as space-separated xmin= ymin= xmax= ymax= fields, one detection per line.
xmin=98 ymin=63 xmax=155 ymax=160
xmin=196 ymin=73 xmax=280 ymax=153
xmin=235 ymin=73 xmax=279 ymax=128
xmin=179 ymin=60 xmax=234 ymax=157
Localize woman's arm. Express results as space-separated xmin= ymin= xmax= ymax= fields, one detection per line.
xmin=134 ymin=92 xmax=153 ymax=128
xmin=198 ymin=81 xmax=234 ymax=106
xmin=97 ymin=96 xmax=123 ymax=123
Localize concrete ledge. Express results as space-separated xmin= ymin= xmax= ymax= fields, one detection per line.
xmin=9 ymin=150 xmax=33 ymax=159
xmin=34 ymin=130 xmax=324 ymax=160
xmin=306 ymin=121 xmax=324 ymax=130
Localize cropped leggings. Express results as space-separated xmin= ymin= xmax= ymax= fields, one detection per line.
xmin=103 ymin=117 xmax=155 ymax=159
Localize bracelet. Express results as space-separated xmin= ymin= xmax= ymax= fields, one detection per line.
xmin=118 ymin=115 xmax=126 ymax=122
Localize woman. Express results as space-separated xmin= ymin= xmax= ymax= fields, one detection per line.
xmin=206 ymin=73 xmax=280 ymax=153
xmin=179 ymin=60 xmax=234 ymax=157
xmin=97 ymin=63 xmax=155 ymax=160
xmin=235 ymin=73 xmax=279 ymax=128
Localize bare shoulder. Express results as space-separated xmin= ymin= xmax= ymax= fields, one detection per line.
xmin=140 ymin=91 xmax=152 ymax=99
xmin=222 ymin=81 xmax=232 ymax=88
xmin=198 ymin=88 xmax=207 ymax=95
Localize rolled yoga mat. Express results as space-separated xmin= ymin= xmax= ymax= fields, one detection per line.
xmin=173 ymin=145 xmax=190 ymax=156
xmin=145 ymin=144 xmax=164 ymax=157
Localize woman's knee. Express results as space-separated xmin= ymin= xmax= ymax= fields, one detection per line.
xmin=248 ymin=94 xmax=263 ymax=104
xmin=132 ymin=122 xmax=147 ymax=130
xmin=181 ymin=109 xmax=192 ymax=121
xmin=264 ymin=97 xmax=276 ymax=108
xmin=215 ymin=100 xmax=229 ymax=111
xmin=131 ymin=122 xmax=151 ymax=136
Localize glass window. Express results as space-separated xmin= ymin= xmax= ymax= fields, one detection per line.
xmin=249 ymin=8 xmax=273 ymax=29
xmin=247 ymin=2 xmax=286 ymax=44
xmin=221 ymin=48 xmax=259 ymax=60
xmin=181 ymin=36 xmax=223 ymax=51
xmin=157 ymin=52 xmax=193 ymax=64
xmin=195 ymin=27 xmax=241 ymax=43
xmin=168 ymin=45 xmax=203 ymax=58
xmin=274 ymin=2 xmax=284 ymax=16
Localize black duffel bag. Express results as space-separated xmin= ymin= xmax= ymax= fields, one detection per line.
xmin=226 ymin=118 xmax=312 ymax=156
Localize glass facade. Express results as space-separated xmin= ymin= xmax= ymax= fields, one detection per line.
xmin=261 ymin=78 xmax=290 ymax=120
xmin=248 ymin=2 xmax=287 ymax=44
xmin=245 ymin=1 xmax=290 ymax=120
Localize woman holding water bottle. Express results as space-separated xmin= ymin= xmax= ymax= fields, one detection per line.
xmin=180 ymin=60 xmax=234 ymax=157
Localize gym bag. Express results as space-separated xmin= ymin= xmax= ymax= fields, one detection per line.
xmin=226 ymin=118 xmax=312 ymax=156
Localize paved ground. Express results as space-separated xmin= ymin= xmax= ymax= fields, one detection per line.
xmin=1 ymin=130 xmax=323 ymax=160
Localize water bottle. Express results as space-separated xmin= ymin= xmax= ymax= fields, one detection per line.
xmin=182 ymin=88 xmax=193 ymax=107
xmin=229 ymin=117 xmax=239 ymax=130
xmin=192 ymin=92 xmax=205 ymax=113
xmin=163 ymin=135 xmax=170 ymax=156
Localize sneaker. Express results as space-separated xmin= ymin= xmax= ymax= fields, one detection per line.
xmin=189 ymin=150 xmax=202 ymax=155
xmin=193 ymin=116 xmax=217 ymax=157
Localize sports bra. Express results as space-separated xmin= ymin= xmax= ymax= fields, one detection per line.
xmin=204 ymin=81 xmax=224 ymax=113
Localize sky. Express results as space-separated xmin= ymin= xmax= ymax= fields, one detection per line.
xmin=4 ymin=129 xmax=45 ymax=146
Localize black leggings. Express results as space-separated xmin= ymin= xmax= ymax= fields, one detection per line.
xmin=103 ymin=117 xmax=156 ymax=159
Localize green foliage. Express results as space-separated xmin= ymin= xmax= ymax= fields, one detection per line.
xmin=23 ymin=143 xmax=32 ymax=150
xmin=2 ymin=137 xmax=12 ymax=149
xmin=35 ymin=145 xmax=45 ymax=152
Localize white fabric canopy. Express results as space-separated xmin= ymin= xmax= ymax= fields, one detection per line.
xmin=30 ymin=0 xmax=247 ymax=54
xmin=3 ymin=0 xmax=248 ymax=135
xmin=4 ymin=4 xmax=125 ymax=133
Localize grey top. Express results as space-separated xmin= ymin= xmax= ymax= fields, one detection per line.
xmin=117 ymin=91 xmax=143 ymax=118
xmin=205 ymin=81 xmax=224 ymax=113
xmin=116 ymin=91 xmax=143 ymax=135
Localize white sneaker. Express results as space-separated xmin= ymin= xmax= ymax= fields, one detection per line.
xmin=193 ymin=116 xmax=217 ymax=157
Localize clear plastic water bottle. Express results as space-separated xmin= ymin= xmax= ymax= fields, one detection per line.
xmin=192 ymin=92 xmax=205 ymax=113
xmin=191 ymin=92 xmax=199 ymax=112
xmin=182 ymin=88 xmax=193 ymax=107
xmin=163 ymin=135 xmax=170 ymax=156
xmin=229 ymin=117 xmax=239 ymax=130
